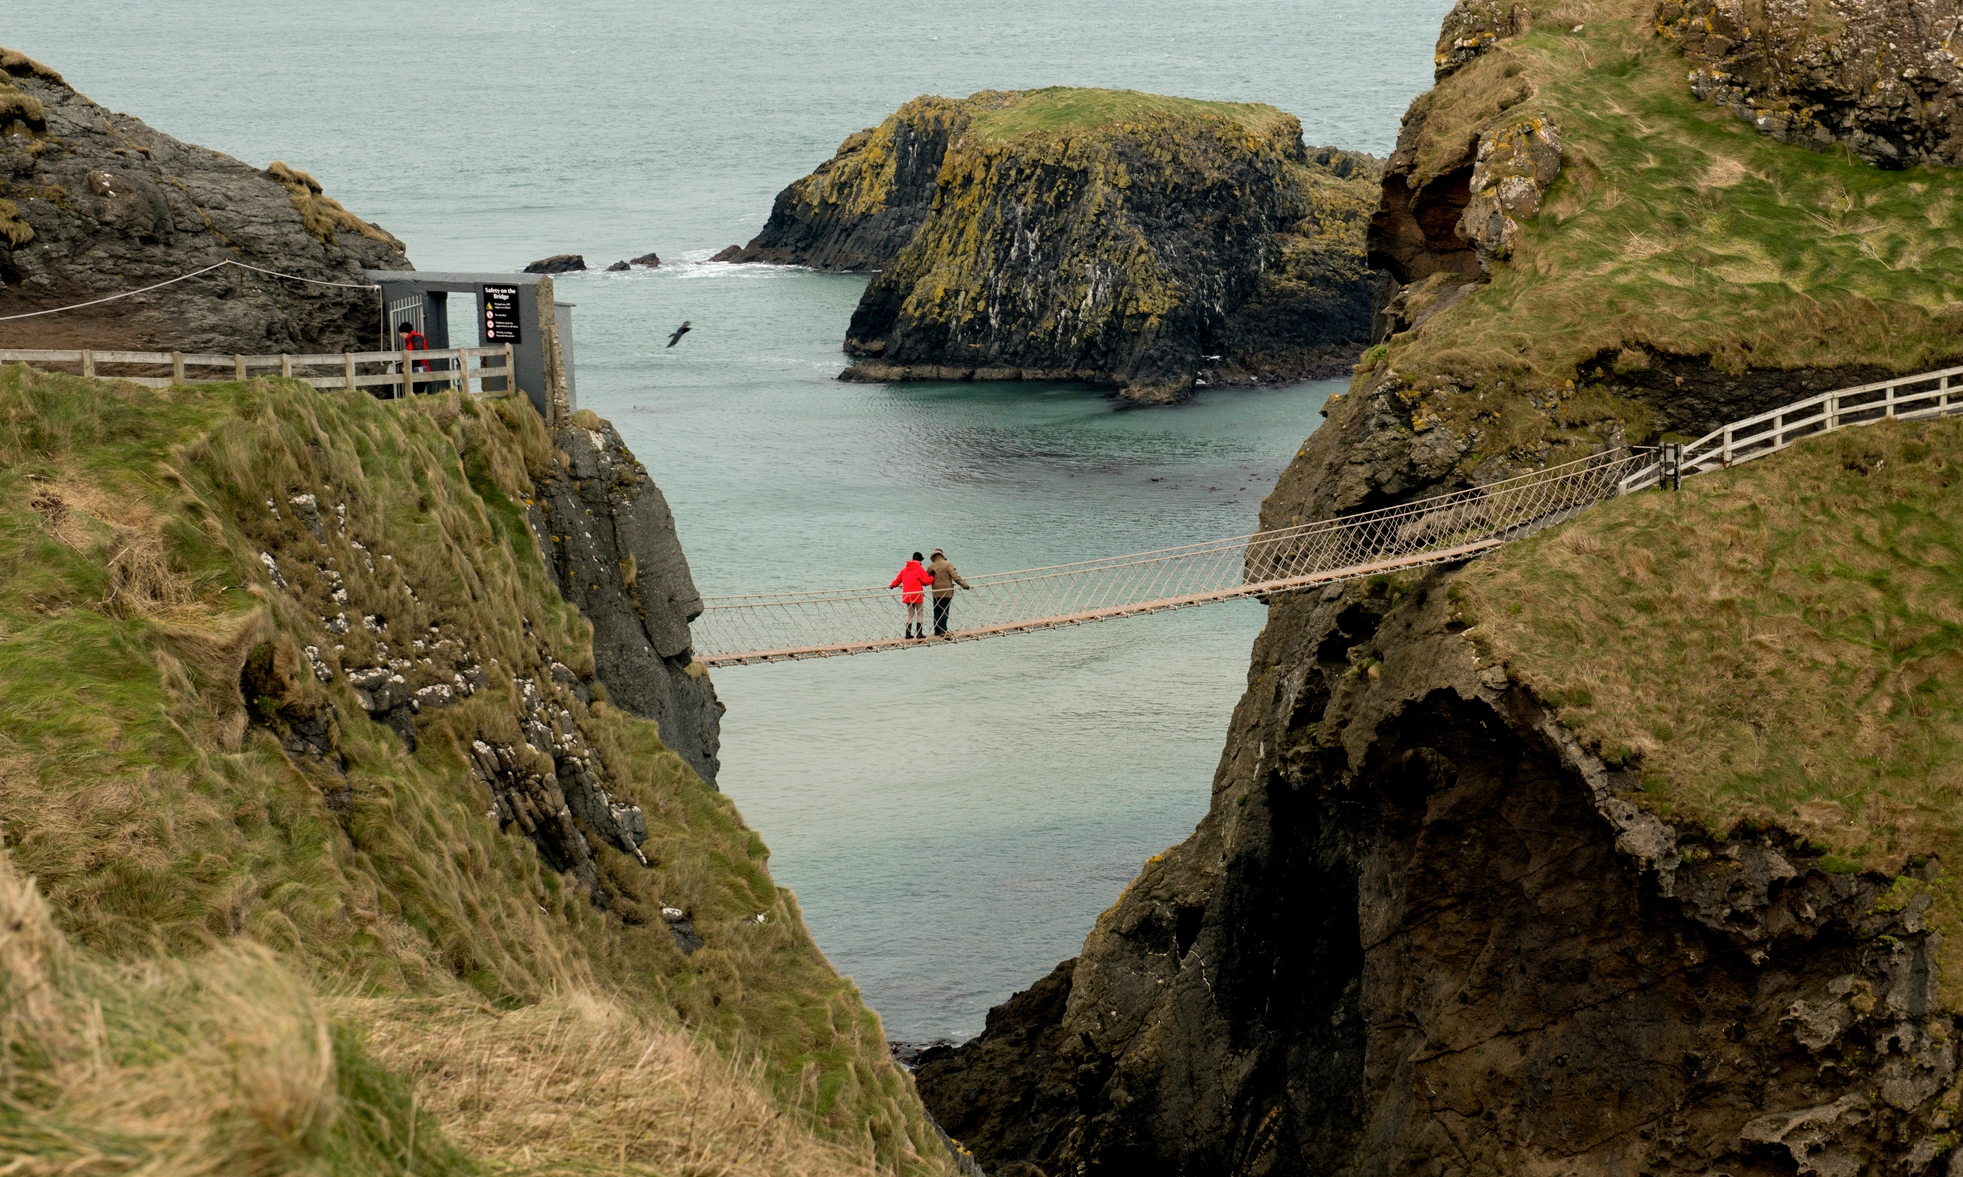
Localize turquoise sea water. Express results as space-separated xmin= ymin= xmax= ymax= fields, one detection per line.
xmin=11 ymin=0 xmax=1451 ymax=1040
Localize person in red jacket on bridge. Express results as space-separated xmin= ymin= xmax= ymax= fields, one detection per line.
xmin=398 ymin=319 xmax=431 ymax=394
xmin=890 ymin=552 xmax=933 ymax=640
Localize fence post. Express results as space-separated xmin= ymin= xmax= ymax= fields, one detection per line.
xmin=504 ymin=343 xmax=514 ymax=398
xmin=171 ymin=351 xmax=185 ymax=385
xmin=345 ymin=352 xmax=356 ymax=393
xmin=1885 ymin=380 xmax=1896 ymax=418
xmin=1721 ymin=428 xmax=1733 ymax=467
xmin=234 ymin=355 xmax=246 ymax=381
xmin=280 ymin=354 xmax=292 ymax=379
xmin=80 ymin=350 xmax=94 ymax=378
xmin=400 ymin=349 xmax=412 ymax=399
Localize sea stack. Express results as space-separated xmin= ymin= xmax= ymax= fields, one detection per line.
xmin=722 ymin=88 xmax=1387 ymax=403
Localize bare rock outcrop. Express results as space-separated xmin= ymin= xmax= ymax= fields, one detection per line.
xmin=1456 ymin=116 xmax=1562 ymax=268
xmin=524 ymin=254 xmax=586 ymax=274
xmin=722 ymin=89 xmax=1386 ymax=403
xmin=527 ymin=418 xmax=723 ymax=784
xmin=1658 ymin=0 xmax=1963 ymax=169
xmin=1433 ymin=0 xmax=1526 ymax=77
xmin=0 ymin=47 xmax=410 ymax=352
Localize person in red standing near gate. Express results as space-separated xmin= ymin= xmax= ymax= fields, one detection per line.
xmin=889 ymin=551 xmax=934 ymax=640
xmin=397 ymin=319 xmax=430 ymax=393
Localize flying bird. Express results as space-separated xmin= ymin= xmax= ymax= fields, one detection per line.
xmin=667 ymin=321 xmax=692 ymax=348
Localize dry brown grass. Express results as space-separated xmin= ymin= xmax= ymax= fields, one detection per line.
xmin=0 ymin=849 xmax=466 ymax=1177
xmin=350 ymin=990 xmax=886 ymax=1177
xmin=267 ymin=162 xmax=403 ymax=250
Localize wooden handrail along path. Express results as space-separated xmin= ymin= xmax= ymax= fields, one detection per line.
xmin=695 ymin=363 xmax=1963 ymax=667
xmin=0 ymin=344 xmax=520 ymax=400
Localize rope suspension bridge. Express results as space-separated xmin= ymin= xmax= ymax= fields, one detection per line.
xmin=694 ymin=364 xmax=1963 ymax=667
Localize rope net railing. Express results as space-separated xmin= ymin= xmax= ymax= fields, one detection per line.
xmin=694 ymin=448 xmax=1649 ymax=665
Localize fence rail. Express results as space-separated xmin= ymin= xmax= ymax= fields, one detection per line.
xmin=1620 ymin=363 xmax=1963 ymax=492
xmin=0 ymin=344 xmax=518 ymax=399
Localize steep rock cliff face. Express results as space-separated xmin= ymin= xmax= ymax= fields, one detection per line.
xmin=710 ymin=95 xmax=969 ymax=271
xmin=724 ymin=88 xmax=1384 ymax=404
xmin=919 ymin=422 xmax=1963 ymax=1175
xmin=528 ymin=417 xmax=724 ymax=784
xmin=1657 ymin=0 xmax=1963 ymax=169
xmin=0 ymin=47 xmax=409 ymax=352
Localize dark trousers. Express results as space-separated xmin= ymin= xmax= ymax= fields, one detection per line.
xmin=933 ymin=596 xmax=952 ymax=635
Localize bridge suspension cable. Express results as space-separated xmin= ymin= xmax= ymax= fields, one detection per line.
xmin=693 ymin=448 xmax=1647 ymax=666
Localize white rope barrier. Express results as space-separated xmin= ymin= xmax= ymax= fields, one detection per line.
xmin=695 ymin=448 xmax=1648 ymax=666
xmin=0 ymin=258 xmax=379 ymax=322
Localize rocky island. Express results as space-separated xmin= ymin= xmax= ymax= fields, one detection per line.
xmin=719 ymin=88 xmax=1387 ymax=403
xmin=911 ymin=0 xmax=1963 ymax=1173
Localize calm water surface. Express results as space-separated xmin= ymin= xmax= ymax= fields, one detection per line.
xmin=13 ymin=0 xmax=1450 ymax=1040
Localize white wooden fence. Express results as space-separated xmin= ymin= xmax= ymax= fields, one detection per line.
xmin=1622 ymin=363 xmax=1963 ymax=491
xmin=0 ymin=344 xmax=519 ymax=400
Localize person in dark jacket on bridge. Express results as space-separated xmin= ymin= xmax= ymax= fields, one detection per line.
xmin=928 ymin=548 xmax=971 ymax=636
xmin=890 ymin=552 xmax=933 ymax=639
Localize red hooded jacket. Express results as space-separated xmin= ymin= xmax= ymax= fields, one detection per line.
xmin=889 ymin=559 xmax=932 ymax=604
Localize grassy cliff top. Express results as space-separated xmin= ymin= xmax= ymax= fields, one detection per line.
xmin=964 ymin=87 xmax=1297 ymax=145
xmin=1455 ymin=415 xmax=1963 ymax=886
xmin=0 ymin=365 xmax=949 ymax=1175
xmin=1376 ymin=0 xmax=1963 ymax=401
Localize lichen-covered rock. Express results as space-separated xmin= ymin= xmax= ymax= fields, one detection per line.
xmin=1456 ymin=116 xmax=1562 ymax=267
xmin=1657 ymin=0 xmax=1963 ymax=169
xmin=527 ymin=417 xmax=724 ymax=784
xmin=727 ymin=88 xmax=1385 ymax=403
xmin=712 ymin=95 xmax=972 ymax=271
xmin=1434 ymin=0 xmax=1526 ymax=78
xmin=0 ymin=47 xmax=410 ymax=352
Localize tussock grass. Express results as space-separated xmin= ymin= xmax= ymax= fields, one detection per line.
xmin=0 ymin=365 xmax=951 ymax=1174
xmin=349 ymin=990 xmax=883 ymax=1176
xmin=1458 ymin=417 xmax=1963 ymax=875
xmin=1373 ymin=0 xmax=1963 ymax=433
xmin=0 ymin=849 xmax=472 ymax=1176
xmin=966 ymin=87 xmax=1295 ymax=145
xmin=267 ymin=162 xmax=402 ymax=249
